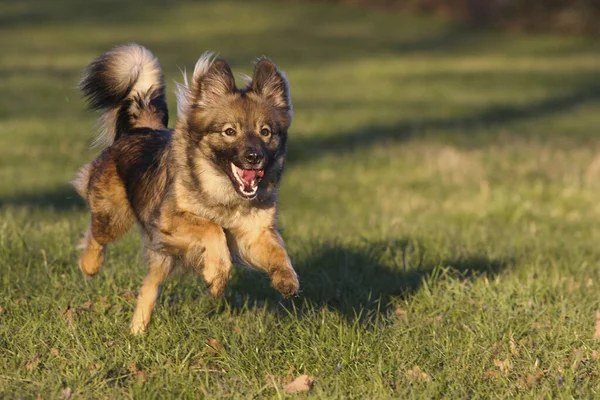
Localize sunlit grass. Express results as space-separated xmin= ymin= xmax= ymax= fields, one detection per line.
xmin=1 ymin=0 xmax=600 ymax=397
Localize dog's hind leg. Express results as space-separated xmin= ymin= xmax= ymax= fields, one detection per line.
xmin=78 ymin=162 xmax=135 ymax=276
xmin=130 ymin=243 xmax=173 ymax=335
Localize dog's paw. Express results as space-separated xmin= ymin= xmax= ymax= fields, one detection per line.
xmin=202 ymin=259 xmax=230 ymax=298
xmin=78 ymin=245 xmax=105 ymax=277
xmin=271 ymin=268 xmax=299 ymax=298
xmin=129 ymin=319 xmax=148 ymax=335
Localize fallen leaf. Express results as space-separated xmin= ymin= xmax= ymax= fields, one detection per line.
xmin=79 ymin=300 xmax=94 ymax=311
xmin=518 ymin=370 xmax=546 ymax=389
xmin=407 ymin=366 xmax=432 ymax=383
xmin=60 ymin=304 xmax=74 ymax=326
xmin=206 ymin=338 xmax=223 ymax=355
xmin=284 ymin=374 xmax=314 ymax=394
xmin=128 ymin=362 xmax=138 ymax=373
xmin=128 ymin=362 xmax=148 ymax=381
xmin=121 ymin=291 xmax=136 ymax=301
xmin=529 ymin=370 xmax=544 ymax=385
xmin=89 ymin=363 xmax=101 ymax=375
xmin=510 ymin=337 xmax=519 ymax=357
xmin=0 ymin=305 xmax=4 ymax=313
xmin=594 ymin=311 xmax=600 ymax=339
xmin=25 ymin=355 xmax=41 ymax=372
xmin=35 ymin=395 xmax=43 ymax=400
xmin=493 ymin=359 xmax=512 ymax=374
xmin=394 ymin=305 xmax=407 ymax=318
xmin=592 ymin=350 xmax=599 ymax=360
xmin=60 ymin=387 xmax=72 ymax=399
xmin=51 ymin=348 xmax=60 ymax=357
xmin=484 ymin=369 xmax=500 ymax=379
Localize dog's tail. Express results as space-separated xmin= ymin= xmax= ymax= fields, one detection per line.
xmin=80 ymin=43 xmax=168 ymax=148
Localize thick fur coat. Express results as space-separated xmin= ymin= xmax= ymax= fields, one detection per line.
xmin=73 ymin=44 xmax=299 ymax=334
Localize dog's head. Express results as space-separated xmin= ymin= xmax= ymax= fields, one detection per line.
xmin=176 ymin=54 xmax=291 ymax=202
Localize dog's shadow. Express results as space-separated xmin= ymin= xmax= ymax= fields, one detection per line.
xmin=220 ymin=239 xmax=510 ymax=322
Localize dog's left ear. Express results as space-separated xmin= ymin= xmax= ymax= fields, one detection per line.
xmin=193 ymin=59 xmax=236 ymax=108
xmin=251 ymin=59 xmax=292 ymax=113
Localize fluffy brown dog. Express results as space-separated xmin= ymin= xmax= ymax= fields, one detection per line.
xmin=73 ymin=44 xmax=299 ymax=334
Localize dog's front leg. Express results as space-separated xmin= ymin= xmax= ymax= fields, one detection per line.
xmin=159 ymin=212 xmax=231 ymax=297
xmin=229 ymin=228 xmax=299 ymax=297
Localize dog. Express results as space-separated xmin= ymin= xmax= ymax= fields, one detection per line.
xmin=73 ymin=43 xmax=299 ymax=334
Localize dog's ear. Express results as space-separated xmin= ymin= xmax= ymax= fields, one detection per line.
xmin=251 ymin=59 xmax=291 ymax=112
xmin=193 ymin=59 xmax=236 ymax=108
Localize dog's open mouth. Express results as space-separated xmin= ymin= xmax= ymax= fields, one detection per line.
xmin=230 ymin=162 xmax=264 ymax=198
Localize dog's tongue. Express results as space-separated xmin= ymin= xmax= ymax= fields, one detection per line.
xmin=241 ymin=169 xmax=258 ymax=185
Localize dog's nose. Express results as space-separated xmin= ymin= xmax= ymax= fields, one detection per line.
xmin=244 ymin=150 xmax=264 ymax=165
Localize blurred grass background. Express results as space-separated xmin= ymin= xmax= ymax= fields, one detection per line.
xmin=1 ymin=0 xmax=600 ymax=397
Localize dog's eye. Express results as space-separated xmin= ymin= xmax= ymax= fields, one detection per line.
xmin=260 ymin=128 xmax=271 ymax=137
xmin=224 ymin=128 xmax=236 ymax=136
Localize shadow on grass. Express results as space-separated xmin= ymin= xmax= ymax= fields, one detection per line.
xmin=0 ymin=185 xmax=85 ymax=212
xmin=4 ymin=81 xmax=599 ymax=211
xmin=288 ymin=80 xmax=600 ymax=165
xmin=223 ymin=240 xmax=511 ymax=323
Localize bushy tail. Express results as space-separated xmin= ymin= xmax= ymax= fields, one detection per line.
xmin=80 ymin=43 xmax=168 ymax=148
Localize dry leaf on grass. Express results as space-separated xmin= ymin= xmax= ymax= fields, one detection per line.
xmin=25 ymin=355 xmax=41 ymax=372
xmin=407 ymin=366 xmax=431 ymax=383
xmin=509 ymin=337 xmax=518 ymax=357
xmin=60 ymin=387 xmax=72 ymax=400
xmin=127 ymin=362 xmax=148 ymax=381
xmin=518 ymin=370 xmax=546 ymax=389
xmin=592 ymin=350 xmax=599 ymax=360
xmin=594 ymin=310 xmax=600 ymax=339
xmin=394 ymin=305 xmax=407 ymax=318
xmin=493 ymin=359 xmax=512 ymax=374
xmin=79 ymin=300 xmax=94 ymax=311
xmin=15 ymin=297 xmax=28 ymax=305
xmin=50 ymin=348 xmax=60 ymax=357
xmin=60 ymin=304 xmax=74 ymax=326
xmin=284 ymin=374 xmax=314 ymax=394
xmin=206 ymin=338 xmax=223 ymax=355
xmin=484 ymin=369 xmax=500 ymax=379
xmin=121 ymin=290 xmax=136 ymax=301
xmin=0 ymin=305 xmax=4 ymax=313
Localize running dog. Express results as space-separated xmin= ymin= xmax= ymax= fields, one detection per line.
xmin=73 ymin=43 xmax=298 ymax=334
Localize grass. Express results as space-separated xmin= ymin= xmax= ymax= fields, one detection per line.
xmin=2 ymin=0 xmax=600 ymax=397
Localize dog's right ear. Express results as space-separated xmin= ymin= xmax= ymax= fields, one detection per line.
xmin=192 ymin=58 xmax=236 ymax=109
xmin=251 ymin=58 xmax=291 ymax=113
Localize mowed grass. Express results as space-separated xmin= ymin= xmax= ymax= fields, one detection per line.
xmin=2 ymin=0 xmax=600 ymax=397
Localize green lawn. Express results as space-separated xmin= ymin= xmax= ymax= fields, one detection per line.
xmin=2 ymin=0 xmax=600 ymax=397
